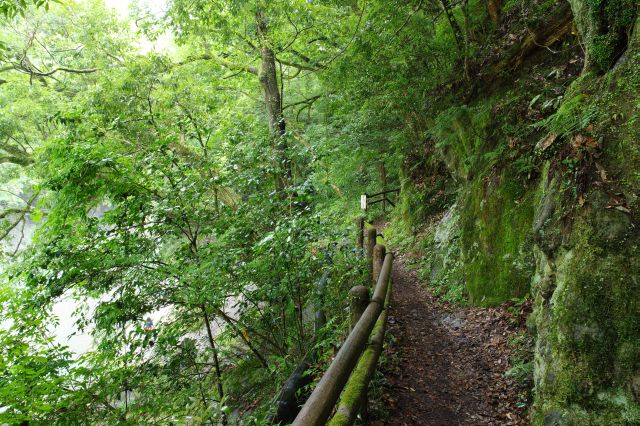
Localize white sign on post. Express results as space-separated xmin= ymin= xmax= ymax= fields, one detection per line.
xmin=360 ymin=194 xmax=367 ymax=210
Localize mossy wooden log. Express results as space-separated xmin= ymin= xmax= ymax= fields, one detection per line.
xmin=364 ymin=227 xmax=377 ymax=280
xmin=328 ymin=280 xmax=391 ymax=426
xmin=292 ymin=253 xmax=393 ymax=426
xmin=481 ymin=2 xmax=573 ymax=90
xmin=372 ymin=244 xmax=386 ymax=287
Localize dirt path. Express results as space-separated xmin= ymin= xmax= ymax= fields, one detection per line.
xmin=378 ymin=254 xmax=530 ymax=426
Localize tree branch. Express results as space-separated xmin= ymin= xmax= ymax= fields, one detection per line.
xmin=395 ymin=0 xmax=424 ymax=36
xmin=275 ymin=57 xmax=322 ymax=72
xmin=29 ymin=66 xmax=98 ymax=77
xmin=0 ymin=155 xmax=33 ymax=166
xmin=283 ymin=95 xmax=321 ymax=110
xmin=0 ymin=207 xmax=30 ymax=220
xmin=0 ymin=191 xmax=38 ymax=243
xmin=177 ymin=54 xmax=258 ymax=75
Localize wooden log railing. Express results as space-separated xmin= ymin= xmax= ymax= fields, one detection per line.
xmin=329 ymin=279 xmax=391 ymax=425
xmin=292 ymin=220 xmax=392 ymax=426
xmin=360 ymin=188 xmax=400 ymax=212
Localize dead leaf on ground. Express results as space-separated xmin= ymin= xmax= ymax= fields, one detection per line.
xmin=614 ymin=205 xmax=631 ymax=214
xmin=535 ymin=132 xmax=557 ymax=151
xmin=595 ymin=163 xmax=608 ymax=182
xmin=571 ymin=134 xmax=598 ymax=150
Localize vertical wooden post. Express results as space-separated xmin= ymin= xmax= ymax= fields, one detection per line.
xmin=380 ymin=161 xmax=387 ymax=213
xmin=372 ymin=244 xmax=386 ymax=287
xmin=364 ymin=228 xmax=377 ymax=282
xmin=349 ymin=286 xmax=369 ymax=331
xmin=356 ymin=217 xmax=365 ymax=249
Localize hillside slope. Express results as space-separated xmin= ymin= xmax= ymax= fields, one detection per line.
xmin=386 ymin=1 xmax=639 ymax=423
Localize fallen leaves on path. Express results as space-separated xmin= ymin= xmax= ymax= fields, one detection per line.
xmin=376 ymin=254 xmax=531 ymax=425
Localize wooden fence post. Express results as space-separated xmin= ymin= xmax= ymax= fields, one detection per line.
xmin=372 ymin=244 xmax=386 ymax=287
xmin=364 ymin=228 xmax=377 ymax=281
xmin=356 ymin=217 xmax=364 ymax=249
xmin=349 ymin=286 xmax=369 ymax=331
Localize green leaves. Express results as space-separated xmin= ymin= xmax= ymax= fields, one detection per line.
xmin=0 ymin=1 xmax=385 ymax=422
xmin=0 ymin=0 xmax=52 ymax=18
xmin=0 ymin=283 xmax=75 ymax=424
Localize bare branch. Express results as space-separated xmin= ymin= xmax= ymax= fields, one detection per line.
xmin=0 ymin=207 xmax=30 ymax=220
xmin=177 ymin=54 xmax=258 ymax=75
xmin=278 ymin=13 xmax=315 ymax=53
xmin=394 ymin=0 xmax=424 ymax=36
xmin=28 ymin=66 xmax=98 ymax=77
xmin=0 ymin=191 xmax=38 ymax=243
xmin=0 ymin=155 xmax=33 ymax=166
xmin=275 ymin=57 xmax=322 ymax=72
xmin=283 ymin=95 xmax=321 ymax=110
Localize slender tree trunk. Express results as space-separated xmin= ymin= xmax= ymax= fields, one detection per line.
xmin=202 ymin=308 xmax=226 ymax=425
xmin=461 ymin=0 xmax=472 ymax=82
xmin=380 ymin=161 xmax=387 ymax=212
xmin=216 ymin=309 xmax=269 ymax=368
xmin=439 ymin=0 xmax=464 ymax=50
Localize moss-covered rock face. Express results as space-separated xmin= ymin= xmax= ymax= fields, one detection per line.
xmin=430 ymin=103 xmax=493 ymax=181
xmin=415 ymin=89 xmax=540 ymax=305
xmin=459 ymin=168 xmax=535 ymax=305
xmin=568 ymin=0 xmax=638 ymax=73
xmin=393 ymin=9 xmax=640 ymax=425
xmin=531 ymin=188 xmax=640 ymax=425
xmin=423 ymin=203 xmax=465 ymax=303
xmin=530 ymin=14 xmax=640 ymax=424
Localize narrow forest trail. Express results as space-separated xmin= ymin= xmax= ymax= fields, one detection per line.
xmin=377 ymin=252 xmax=531 ymax=425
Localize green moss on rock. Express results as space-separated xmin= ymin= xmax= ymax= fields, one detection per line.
xmin=459 ymin=167 xmax=536 ymax=305
xmin=430 ymin=102 xmax=493 ymax=180
xmin=531 ymin=209 xmax=640 ymax=424
xmin=418 ymin=203 xmax=466 ymax=303
xmin=390 ymin=6 xmax=640 ymax=425
xmin=531 ymin=27 xmax=640 ymax=422
xmin=568 ymin=0 xmax=638 ymax=73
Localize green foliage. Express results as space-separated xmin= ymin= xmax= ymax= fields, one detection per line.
xmin=0 ymin=0 xmax=131 ymax=259
xmin=505 ymin=326 xmax=534 ymax=390
xmin=505 ymin=360 xmax=534 ymax=382
xmin=533 ymin=94 xmax=598 ymax=137
xmin=0 ymin=0 xmax=54 ymax=18
xmin=1 ymin=0 xmax=636 ymax=423
xmin=0 ymin=1 xmax=376 ymax=422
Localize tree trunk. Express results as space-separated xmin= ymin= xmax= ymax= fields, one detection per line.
xmin=256 ymin=10 xmax=292 ymax=190
xmin=216 ymin=309 xmax=269 ymax=368
xmin=380 ymin=161 xmax=387 ymax=211
xmin=487 ymin=0 xmax=502 ymax=24
xmin=439 ymin=0 xmax=464 ymax=51
xmin=202 ymin=308 xmax=227 ymax=425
